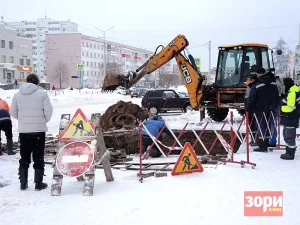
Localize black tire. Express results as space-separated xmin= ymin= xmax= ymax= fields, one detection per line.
xmin=237 ymin=109 xmax=246 ymax=116
xmin=183 ymin=104 xmax=193 ymax=113
xmin=207 ymin=108 xmax=229 ymax=122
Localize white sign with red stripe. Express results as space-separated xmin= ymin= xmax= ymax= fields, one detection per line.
xmin=56 ymin=142 xmax=94 ymax=177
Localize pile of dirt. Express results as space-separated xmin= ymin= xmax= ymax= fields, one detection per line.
xmin=100 ymin=101 xmax=149 ymax=131
xmin=103 ymin=129 xmax=242 ymax=156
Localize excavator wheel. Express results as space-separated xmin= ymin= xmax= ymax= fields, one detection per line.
xmin=207 ymin=108 xmax=229 ymax=122
xmin=237 ymin=109 xmax=246 ymax=116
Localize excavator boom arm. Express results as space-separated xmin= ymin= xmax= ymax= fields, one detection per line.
xmin=101 ymin=34 xmax=205 ymax=109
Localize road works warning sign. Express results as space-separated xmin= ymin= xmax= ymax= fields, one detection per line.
xmin=171 ymin=142 xmax=204 ymax=176
xmin=58 ymin=108 xmax=96 ymax=142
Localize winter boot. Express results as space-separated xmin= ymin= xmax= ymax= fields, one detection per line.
xmin=253 ymin=139 xmax=268 ymax=152
xmin=34 ymin=169 xmax=48 ymax=191
xmin=7 ymin=140 xmax=16 ymax=155
xmin=280 ymin=147 xmax=296 ymax=160
xmin=19 ymin=168 xmax=28 ymax=190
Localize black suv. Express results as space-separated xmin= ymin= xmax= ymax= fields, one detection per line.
xmin=141 ymin=89 xmax=193 ymax=115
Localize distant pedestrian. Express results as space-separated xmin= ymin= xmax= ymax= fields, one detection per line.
xmin=280 ymin=77 xmax=300 ymax=160
xmin=0 ymin=97 xmax=15 ymax=155
xmin=10 ymin=73 xmax=53 ymax=191
xmin=52 ymin=85 xmax=56 ymax=90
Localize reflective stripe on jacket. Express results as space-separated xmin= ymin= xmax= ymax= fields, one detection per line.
xmin=281 ymin=85 xmax=300 ymax=113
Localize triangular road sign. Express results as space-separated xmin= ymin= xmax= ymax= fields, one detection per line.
xmin=58 ymin=108 xmax=96 ymax=142
xmin=171 ymin=142 xmax=204 ymax=176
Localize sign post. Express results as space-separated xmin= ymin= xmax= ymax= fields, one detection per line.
xmin=76 ymin=64 xmax=84 ymax=88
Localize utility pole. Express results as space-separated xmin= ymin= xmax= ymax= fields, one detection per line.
xmin=95 ymin=26 xmax=114 ymax=82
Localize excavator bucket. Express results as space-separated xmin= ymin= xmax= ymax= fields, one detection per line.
xmin=102 ymin=72 xmax=126 ymax=91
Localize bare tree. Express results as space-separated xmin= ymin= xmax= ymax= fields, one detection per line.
xmin=54 ymin=61 xmax=69 ymax=89
xmin=274 ymin=38 xmax=290 ymax=78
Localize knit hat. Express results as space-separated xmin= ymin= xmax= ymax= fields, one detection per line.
xmin=283 ymin=77 xmax=294 ymax=92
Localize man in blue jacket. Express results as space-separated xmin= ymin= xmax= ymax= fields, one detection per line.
xmin=141 ymin=115 xmax=172 ymax=158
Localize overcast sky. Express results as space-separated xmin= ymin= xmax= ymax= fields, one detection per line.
xmin=1 ymin=0 xmax=300 ymax=71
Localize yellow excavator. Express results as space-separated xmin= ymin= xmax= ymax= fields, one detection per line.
xmin=102 ymin=34 xmax=280 ymax=122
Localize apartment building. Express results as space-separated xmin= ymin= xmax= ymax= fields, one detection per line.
xmin=0 ymin=22 xmax=32 ymax=84
xmin=6 ymin=18 xmax=78 ymax=80
xmin=45 ymin=33 xmax=154 ymax=89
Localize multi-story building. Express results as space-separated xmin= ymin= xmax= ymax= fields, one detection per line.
xmin=0 ymin=21 xmax=32 ymax=85
xmin=5 ymin=17 xmax=78 ymax=80
xmin=45 ymin=33 xmax=154 ymax=89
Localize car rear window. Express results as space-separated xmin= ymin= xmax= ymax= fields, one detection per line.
xmin=148 ymin=91 xmax=162 ymax=98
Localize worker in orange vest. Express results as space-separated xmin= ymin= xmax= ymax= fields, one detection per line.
xmin=0 ymin=98 xmax=15 ymax=155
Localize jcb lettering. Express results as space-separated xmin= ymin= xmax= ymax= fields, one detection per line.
xmin=244 ymin=191 xmax=283 ymax=216
xmin=181 ymin=64 xmax=192 ymax=84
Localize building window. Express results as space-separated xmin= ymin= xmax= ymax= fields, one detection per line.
xmin=98 ymin=53 xmax=100 ymax=58
xmin=63 ymin=28 xmax=66 ymax=31
xmin=97 ymin=45 xmax=100 ymax=49
xmin=94 ymin=53 xmax=96 ymax=58
xmin=87 ymin=71 xmax=89 ymax=76
xmin=19 ymin=58 xmax=24 ymax=65
xmin=9 ymin=41 xmax=13 ymax=49
xmin=26 ymin=59 xmax=30 ymax=66
xmin=1 ymin=40 xmax=5 ymax=48
xmin=89 ymin=43 xmax=92 ymax=48
xmin=20 ymin=72 xmax=25 ymax=78
xmin=87 ymin=62 xmax=89 ymax=66
xmin=94 ymin=44 xmax=96 ymax=48
xmin=82 ymin=51 xmax=84 ymax=56
xmin=25 ymin=28 xmax=36 ymax=31
xmin=1 ymin=55 xmax=6 ymax=63
xmin=49 ymin=27 xmax=60 ymax=31
xmin=48 ymin=21 xmax=60 ymax=25
xmin=82 ymin=61 xmax=85 ymax=66
xmin=90 ymin=53 xmax=92 ymax=57
xmin=86 ymin=42 xmax=88 ymax=47
xmin=9 ymin=56 xmax=14 ymax=63
xmin=98 ymin=63 xmax=100 ymax=68
xmin=25 ymin=22 xmax=36 ymax=25
xmin=98 ymin=72 xmax=100 ymax=76
xmin=82 ymin=42 xmax=84 ymax=46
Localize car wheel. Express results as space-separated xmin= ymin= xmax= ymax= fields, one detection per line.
xmin=149 ymin=106 xmax=159 ymax=115
xmin=184 ymin=104 xmax=193 ymax=113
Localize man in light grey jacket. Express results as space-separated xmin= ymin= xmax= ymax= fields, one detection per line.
xmin=10 ymin=74 xmax=53 ymax=191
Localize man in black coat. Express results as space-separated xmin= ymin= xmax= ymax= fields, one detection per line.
xmin=246 ymin=65 xmax=280 ymax=152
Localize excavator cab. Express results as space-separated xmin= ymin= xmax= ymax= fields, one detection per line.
xmin=202 ymin=43 xmax=277 ymax=121
xmin=215 ymin=43 xmax=272 ymax=87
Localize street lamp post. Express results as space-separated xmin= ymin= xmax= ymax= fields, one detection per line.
xmin=95 ymin=26 xmax=114 ymax=82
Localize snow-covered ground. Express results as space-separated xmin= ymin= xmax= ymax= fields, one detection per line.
xmin=1 ymin=87 xmax=300 ymax=225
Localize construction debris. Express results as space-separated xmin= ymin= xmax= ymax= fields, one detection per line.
xmin=100 ymin=101 xmax=149 ymax=131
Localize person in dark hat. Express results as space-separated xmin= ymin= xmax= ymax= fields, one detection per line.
xmin=247 ymin=65 xmax=280 ymax=152
xmin=280 ymin=77 xmax=300 ymax=160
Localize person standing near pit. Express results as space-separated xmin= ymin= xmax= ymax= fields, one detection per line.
xmin=247 ymin=65 xmax=280 ymax=152
xmin=280 ymin=77 xmax=300 ymax=160
xmin=10 ymin=74 xmax=53 ymax=191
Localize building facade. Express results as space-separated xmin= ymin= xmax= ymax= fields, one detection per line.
xmin=0 ymin=22 xmax=32 ymax=85
xmin=6 ymin=18 xmax=78 ymax=80
xmin=46 ymin=33 xmax=154 ymax=89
